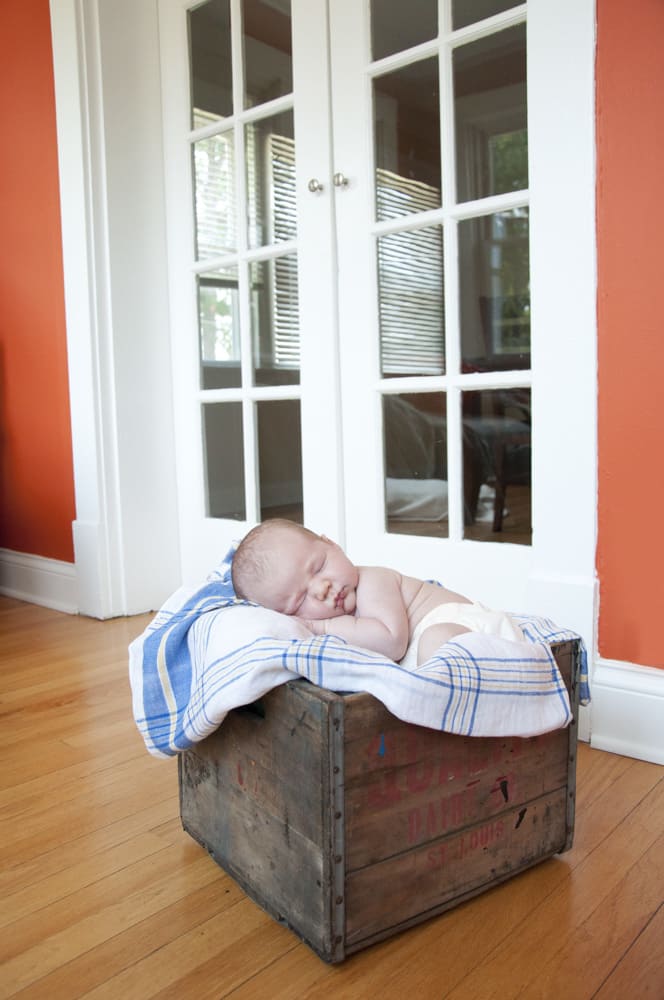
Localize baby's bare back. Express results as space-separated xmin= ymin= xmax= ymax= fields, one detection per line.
xmin=399 ymin=573 xmax=471 ymax=635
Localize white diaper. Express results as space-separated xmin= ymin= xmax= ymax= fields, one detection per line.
xmin=400 ymin=601 xmax=524 ymax=668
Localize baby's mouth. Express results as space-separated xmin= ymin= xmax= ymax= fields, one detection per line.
xmin=334 ymin=588 xmax=346 ymax=610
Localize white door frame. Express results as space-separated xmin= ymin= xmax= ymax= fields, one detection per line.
xmin=50 ymin=0 xmax=181 ymax=617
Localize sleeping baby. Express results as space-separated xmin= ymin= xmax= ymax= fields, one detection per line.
xmin=231 ymin=518 xmax=524 ymax=667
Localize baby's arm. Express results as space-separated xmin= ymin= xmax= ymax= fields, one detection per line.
xmin=301 ymin=567 xmax=409 ymax=661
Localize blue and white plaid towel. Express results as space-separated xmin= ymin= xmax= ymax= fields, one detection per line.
xmin=129 ymin=547 xmax=590 ymax=758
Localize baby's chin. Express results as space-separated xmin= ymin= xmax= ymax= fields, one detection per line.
xmin=341 ymin=593 xmax=356 ymax=615
xmin=325 ymin=606 xmax=346 ymax=618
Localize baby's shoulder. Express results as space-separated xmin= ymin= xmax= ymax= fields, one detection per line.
xmin=358 ymin=565 xmax=421 ymax=603
xmin=357 ymin=564 xmax=402 ymax=590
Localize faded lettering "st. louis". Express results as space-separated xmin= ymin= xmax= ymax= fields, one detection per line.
xmin=426 ymin=819 xmax=506 ymax=870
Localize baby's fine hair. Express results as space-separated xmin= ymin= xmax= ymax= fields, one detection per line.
xmin=231 ymin=518 xmax=318 ymax=600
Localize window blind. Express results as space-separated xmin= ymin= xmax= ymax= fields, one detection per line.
xmin=376 ymin=169 xmax=444 ymax=375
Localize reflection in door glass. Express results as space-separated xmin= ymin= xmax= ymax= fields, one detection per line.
xmin=257 ymin=400 xmax=303 ymax=523
xmin=383 ymin=394 xmax=448 ymax=538
xmin=454 ymin=24 xmax=527 ymax=203
xmin=246 ymin=111 xmax=296 ymax=249
xmin=198 ymin=268 xmax=241 ymax=390
xmin=243 ymin=0 xmax=293 ymax=108
xmin=462 ymin=388 xmax=531 ymax=544
xmin=377 ymin=226 xmax=445 ymax=376
xmin=458 ymin=208 xmax=530 ymax=373
xmin=452 ymin=0 xmax=522 ymax=30
xmin=193 ymin=131 xmax=237 ymax=258
xmin=189 ymin=0 xmax=233 ymax=128
xmin=374 ymin=59 xmax=441 ymax=221
xmin=370 ymin=0 xmax=437 ymax=61
xmin=251 ymin=254 xmax=300 ymax=386
xmin=203 ymin=402 xmax=246 ymax=519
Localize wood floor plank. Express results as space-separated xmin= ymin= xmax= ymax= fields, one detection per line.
xmin=593 ymin=902 xmax=664 ymax=1000
xmin=0 ymin=694 xmax=137 ymax=751
xmin=0 ymin=750 xmax=162 ymax=822
xmin=148 ymin=816 xmax=187 ymax=845
xmin=1 ymin=770 xmax=175 ymax=865
xmin=0 ymin=852 xmax=225 ymax=997
xmin=75 ymin=899 xmax=296 ymax=1000
xmin=1 ymin=728 xmax=148 ymax=790
xmin=523 ymin=832 xmax=664 ymax=998
xmin=1 ymin=796 xmax=179 ymax=898
xmin=3 ymin=829 xmax=171 ymax=928
xmin=2 ymin=840 xmax=209 ymax=963
xmin=0 ymin=737 xmax=147 ymax=802
xmin=9 ymin=880 xmax=246 ymax=1000
xmin=572 ymin=740 xmax=635 ymax=810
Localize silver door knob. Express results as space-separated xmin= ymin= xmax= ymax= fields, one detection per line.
xmin=307 ymin=178 xmax=324 ymax=193
xmin=333 ymin=172 xmax=349 ymax=187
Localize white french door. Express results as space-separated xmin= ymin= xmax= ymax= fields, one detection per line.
xmin=158 ymin=0 xmax=596 ymax=623
xmin=160 ymin=0 xmax=346 ymax=582
xmin=329 ymin=0 xmax=534 ymax=604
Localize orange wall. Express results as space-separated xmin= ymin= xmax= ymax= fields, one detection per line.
xmin=0 ymin=0 xmax=75 ymax=563
xmin=596 ymin=0 xmax=664 ymax=668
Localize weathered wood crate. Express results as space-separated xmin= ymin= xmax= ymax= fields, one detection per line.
xmin=179 ymin=639 xmax=581 ymax=963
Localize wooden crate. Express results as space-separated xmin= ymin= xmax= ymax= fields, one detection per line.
xmin=179 ymin=639 xmax=581 ymax=963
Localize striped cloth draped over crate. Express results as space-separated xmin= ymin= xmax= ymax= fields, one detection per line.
xmin=129 ymin=547 xmax=590 ymax=758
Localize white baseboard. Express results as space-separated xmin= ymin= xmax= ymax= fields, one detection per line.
xmin=590 ymin=658 xmax=664 ymax=765
xmin=0 ymin=548 xmax=78 ymax=614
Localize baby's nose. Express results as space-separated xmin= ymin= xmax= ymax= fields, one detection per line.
xmin=312 ymin=578 xmax=330 ymax=601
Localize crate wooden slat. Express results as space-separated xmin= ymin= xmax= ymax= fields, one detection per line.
xmin=179 ymin=639 xmax=581 ymax=963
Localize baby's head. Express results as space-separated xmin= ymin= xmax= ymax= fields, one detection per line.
xmin=231 ymin=518 xmax=319 ymax=606
xmin=232 ymin=518 xmax=359 ymax=618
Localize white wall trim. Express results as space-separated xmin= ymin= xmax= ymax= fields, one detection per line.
xmin=590 ymin=658 xmax=664 ymax=765
xmin=49 ymin=0 xmax=123 ymax=618
xmin=49 ymin=0 xmax=182 ymax=617
xmin=0 ymin=549 xmax=78 ymax=615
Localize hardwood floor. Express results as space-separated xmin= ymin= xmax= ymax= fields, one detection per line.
xmin=1 ymin=596 xmax=662 ymax=999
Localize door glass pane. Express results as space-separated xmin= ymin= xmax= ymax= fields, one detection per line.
xmin=371 ymin=0 xmax=437 ymax=61
xmin=198 ymin=267 xmax=241 ymax=389
xmin=458 ymin=208 xmax=530 ymax=373
xmin=383 ymin=393 xmax=448 ymax=537
xmin=243 ymin=0 xmax=293 ymax=108
xmin=462 ymin=388 xmax=531 ymax=544
xmin=251 ymin=254 xmax=300 ymax=386
xmin=454 ymin=23 xmax=527 ymax=203
xmin=189 ymin=0 xmax=233 ymax=128
xmin=378 ymin=225 xmax=444 ymax=376
xmin=257 ymin=400 xmax=303 ymax=522
xmin=374 ymin=58 xmax=441 ymax=221
xmin=193 ymin=130 xmax=237 ymax=258
xmin=203 ymin=402 xmax=245 ymax=519
xmin=452 ymin=0 xmax=522 ymax=31
xmin=246 ymin=110 xmax=296 ymax=249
